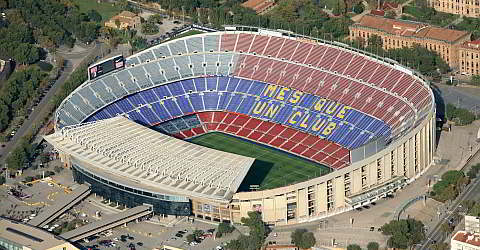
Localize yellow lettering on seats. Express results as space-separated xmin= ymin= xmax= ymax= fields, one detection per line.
xmin=264 ymin=104 xmax=280 ymax=118
xmin=314 ymin=98 xmax=327 ymax=111
xmin=289 ymin=91 xmax=303 ymax=104
xmin=289 ymin=111 xmax=302 ymax=124
xmin=276 ymin=87 xmax=290 ymax=101
xmin=336 ymin=106 xmax=352 ymax=119
xmin=300 ymin=114 xmax=310 ymax=128
xmin=326 ymin=102 xmax=340 ymax=114
xmin=322 ymin=122 xmax=337 ymax=136
xmin=263 ymin=84 xmax=277 ymax=98
xmin=252 ymin=102 xmax=267 ymax=115
xmin=311 ymin=118 xmax=326 ymax=132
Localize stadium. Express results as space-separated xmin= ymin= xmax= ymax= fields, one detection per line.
xmin=45 ymin=26 xmax=436 ymax=226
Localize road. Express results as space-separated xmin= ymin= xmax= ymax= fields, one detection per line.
xmin=0 ymin=42 xmax=100 ymax=167
xmin=435 ymin=84 xmax=480 ymax=115
xmin=419 ymin=149 xmax=480 ymax=249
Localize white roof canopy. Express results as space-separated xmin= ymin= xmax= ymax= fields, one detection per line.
xmin=44 ymin=116 xmax=255 ymax=202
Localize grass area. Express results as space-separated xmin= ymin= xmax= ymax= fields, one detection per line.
xmin=320 ymin=0 xmax=345 ymax=10
xmin=167 ymin=30 xmax=205 ymax=42
xmin=402 ymin=5 xmax=458 ymax=27
xmin=73 ymin=0 xmax=122 ymax=22
xmin=189 ymin=132 xmax=331 ymax=191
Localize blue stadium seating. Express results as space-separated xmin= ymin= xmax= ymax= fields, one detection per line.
xmin=85 ymin=76 xmax=391 ymax=149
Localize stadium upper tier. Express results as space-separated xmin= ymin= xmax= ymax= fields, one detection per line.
xmin=44 ymin=116 xmax=255 ymax=201
xmin=84 ymin=77 xmax=391 ymax=149
xmin=55 ymin=30 xmax=434 ymax=167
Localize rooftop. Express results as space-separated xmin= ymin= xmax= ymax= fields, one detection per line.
xmin=117 ymin=10 xmax=137 ymax=18
xmin=353 ymin=15 xmax=470 ymax=43
xmin=453 ymin=231 xmax=480 ymax=247
xmin=242 ymin=0 xmax=275 ymax=13
xmin=44 ymin=117 xmax=255 ymax=202
xmin=0 ymin=217 xmax=79 ymax=250
xmin=462 ymin=40 xmax=480 ymax=50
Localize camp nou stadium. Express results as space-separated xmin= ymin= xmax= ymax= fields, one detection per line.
xmin=46 ymin=26 xmax=436 ymax=226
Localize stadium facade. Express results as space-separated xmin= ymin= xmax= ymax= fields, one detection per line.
xmin=47 ymin=27 xmax=436 ymax=226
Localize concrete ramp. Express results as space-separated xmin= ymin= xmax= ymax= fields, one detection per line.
xmin=29 ymin=184 xmax=90 ymax=227
xmin=60 ymin=205 xmax=152 ymax=242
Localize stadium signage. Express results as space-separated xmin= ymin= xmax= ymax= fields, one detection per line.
xmin=252 ymin=84 xmax=353 ymax=137
xmin=88 ymin=55 xmax=125 ymax=80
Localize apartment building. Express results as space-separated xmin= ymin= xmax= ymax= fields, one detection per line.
xmin=459 ymin=40 xmax=480 ymax=75
xmin=452 ymin=231 xmax=480 ymax=250
xmin=427 ymin=0 xmax=480 ymax=18
xmin=349 ymin=14 xmax=471 ymax=69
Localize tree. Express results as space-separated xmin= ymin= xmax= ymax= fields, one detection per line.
xmin=117 ymin=0 xmax=129 ymax=10
xmin=13 ymin=43 xmax=40 ymax=65
xmin=291 ymin=229 xmax=307 ymax=247
xmin=367 ymin=35 xmax=383 ymax=48
xmin=40 ymin=154 xmax=49 ymax=164
xmin=148 ymin=14 xmax=164 ymax=24
xmin=0 ymin=0 xmax=7 ymax=9
xmin=54 ymin=166 xmax=63 ymax=173
xmin=471 ymin=75 xmax=480 ymax=86
xmin=367 ymin=242 xmax=379 ymax=250
xmin=440 ymin=222 xmax=453 ymax=237
xmin=291 ymin=229 xmax=316 ymax=248
xmin=432 ymin=170 xmax=469 ymax=201
xmin=381 ymin=219 xmax=425 ymax=249
xmin=353 ymin=2 xmax=364 ymax=14
xmin=385 ymin=10 xmax=396 ymax=18
xmin=186 ymin=234 xmax=195 ymax=243
xmin=55 ymin=55 xmax=65 ymax=70
xmin=430 ymin=242 xmax=449 ymax=250
xmin=115 ymin=19 xmax=121 ymax=29
xmin=347 ymin=244 xmax=362 ymax=250
xmin=141 ymin=22 xmax=159 ymax=35
xmin=446 ymin=103 xmax=476 ymax=126
xmin=87 ymin=9 xmax=102 ymax=23
xmin=193 ymin=229 xmax=203 ymax=239
xmin=227 ymin=211 xmax=268 ymax=250
xmin=218 ymin=222 xmax=234 ymax=234
xmin=300 ymin=232 xmax=316 ymax=249
xmin=6 ymin=144 xmax=28 ymax=170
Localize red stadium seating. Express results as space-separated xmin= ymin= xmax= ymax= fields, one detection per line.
xmin=264 ymin=37 xmax=284 ymax=57
xmin=221 ymin=34 xmax=237 ymax=52
xmin=250 ymin=35 xmax=269 ymax=55
xmin=194 ymin=111 xmax=350 ymax=170
xmin=236 ymin=33 xmax=254 ymax=52
xmin=277 ymin=39 xmax=298 ymax=60
xmin=304 ymin=45 xmax=328 ymax=67
xmin=291 ymin=43 xmax=313 ymax=64
xmin=331 ymin=51 xmax=354 ymax=74
xmin=344 ymin=56 xmax=366 ymax=78
xmin=318 ymin=47 xmax=340 ymax=70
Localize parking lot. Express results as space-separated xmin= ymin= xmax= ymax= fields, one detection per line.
xmin=76 ymin=215 xmax=239 ymax=250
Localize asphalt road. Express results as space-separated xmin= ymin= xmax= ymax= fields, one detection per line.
xmin=0 ymin=42 xmax=100 ymax=167
xmin=435 ymin=84 xmax=480 ymax=115
xmin=419 ymin=149 xmax=480 ymax=249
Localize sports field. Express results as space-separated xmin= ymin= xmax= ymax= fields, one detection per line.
xmin=73 ymin=0 xmax=122 ymax=22
xmin=190 ymin=132 xmax=331 ymax=191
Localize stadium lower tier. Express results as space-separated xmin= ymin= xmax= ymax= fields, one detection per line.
xmin=154 ymin=112 xmax=350 ymax=170
xmin=71 ymin=164 xmax=192 ymax=216
xmin=84 ymin=77 xmax=391 ymax=152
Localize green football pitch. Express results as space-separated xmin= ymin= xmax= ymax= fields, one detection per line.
xmin=189 ymin=132 xmax=331 ymax=191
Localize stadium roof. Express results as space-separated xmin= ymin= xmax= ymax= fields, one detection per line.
xmin=44 ymin=116 xmax=255 ymax=202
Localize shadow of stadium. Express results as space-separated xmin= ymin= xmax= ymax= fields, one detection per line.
xmin=238 ymin=160 xmax=274 ymax=192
